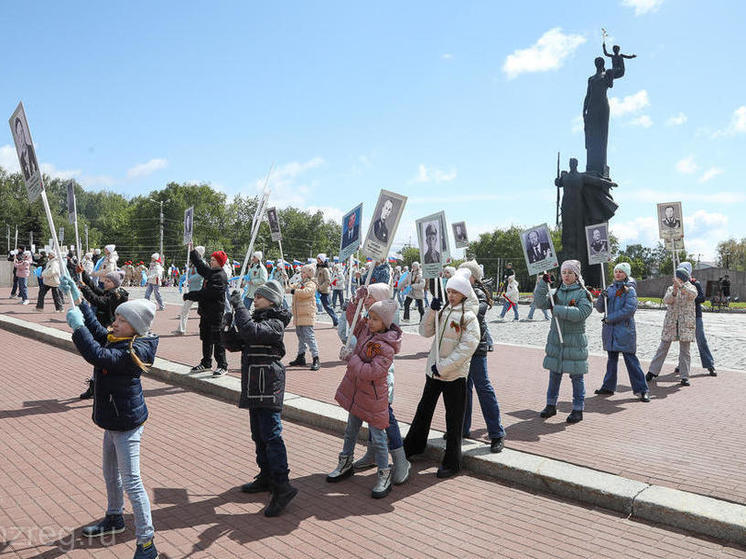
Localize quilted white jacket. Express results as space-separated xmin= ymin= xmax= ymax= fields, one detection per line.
xmin=419 ymin=287 xmax=480 ymax=381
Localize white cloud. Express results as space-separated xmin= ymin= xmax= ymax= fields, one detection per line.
xmin=621 ymin=0 xmax=664 ymax=16
xmin=699 ymin=167 xmax=724 ymax=183
xmin=503 ymin=28 xmax=586 ymax=80
xmin=441 ymin=53 xmax=454 ymax=60
xmin=0 ymin=144 xmax=20 ymax=172
xmin=609 ymin=90 xmax=650 ymax=118
xmin=675 ymin=155 xmax=698 ymax=175
xmin=126 ymin=158 xmax=168 ymax=178
xmin=250 ymin=157 xmax=326 ymax=209
xmin=40 ymin=163 xmax=81 ymax=181
xmin=629 ymin=115 xmax=653 ymax=128
xmin=612 ymin=210 xmax=727 ymax=260
xmin=618 ymin=188 xmax=746 ymax=205
xmin=666 ymin=112 xmax=687 ymax=126
xmin=571 ymin=115 xmax=583 ymax=134
xmin=306 ymin=205 xmax=345 ymax=224
xmin=410 ymin=164 xmax=457 ymax=184
xmin=713 ymin=106 xmax=746 ymax=137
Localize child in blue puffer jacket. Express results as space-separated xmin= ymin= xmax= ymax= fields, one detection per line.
xmin=60 ymin=276 xmax=160 ymax=559
xmin=593 ymin=262 xmax=650 ymax=402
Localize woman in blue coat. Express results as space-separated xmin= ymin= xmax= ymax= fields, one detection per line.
xmin=593 ymin=262 xmax=650 ymax=402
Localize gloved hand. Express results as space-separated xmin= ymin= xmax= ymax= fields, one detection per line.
xmin=430 ymin=298 xmax=442 ymax=311
xmin=182 ymin=293 xmax=189 ymax=301
xmin=60 ymin=276 xmax=81 ymax=302
xmin=290 ymin=288 xmax=295 ymax=295
xmin=66 ymin=307 xmax=85 ymax=331
xmin=431 ymin=363 xmax=441 ymax=377
xmin=339 ymin=346 xmax=353 ymax=362
xmin=229 ymin=289 xmax=244 ymax=309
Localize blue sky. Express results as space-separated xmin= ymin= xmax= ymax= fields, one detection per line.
xmin=1 ymin=0 xmax=744 ymax=260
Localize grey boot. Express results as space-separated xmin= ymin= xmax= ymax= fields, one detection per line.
xmin=326 ymin=453 xmax=354 ymax=482
xmin=352 ymin=446 xmax=377 ymax=471
xmin=390 ymin=447 xmax=411 ymax=485
xmin=371 ymin=467 xmax=392 ymax=499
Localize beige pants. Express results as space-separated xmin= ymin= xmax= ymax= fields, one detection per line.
xmin=649 ymin=339 xmax=691 ymax=379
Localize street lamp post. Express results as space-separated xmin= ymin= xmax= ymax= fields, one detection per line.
xmin=159 ymin=200 xmax=164 ymax=259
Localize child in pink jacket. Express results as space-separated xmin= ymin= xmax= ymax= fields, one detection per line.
xmin=327 ymin=298 xmax=402 ymax=499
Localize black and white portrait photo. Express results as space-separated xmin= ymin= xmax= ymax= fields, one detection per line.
xmin=657 ymin=201 xmax=684 ymax=240
xmin=183 ymin=206 xmax=194 ymax=245
xmin=362 ymin=190 xmax=407 ymax=261
xmin=339 ymin=203 xmax=362 ymax=261
xmin=416 ymin=211 xmax=450 ymax=278
xmin=267 ymin=206 xmax=282 ymax=241
xmin=452 ymin=221 xmax=468 ymax=248
xmin=423 ymin=221 xmax=441 ymax=264
xmin=585 ymin=222 xmax=610 ymax=265
xmin=520 ymin=223 xmax=558 ymax=276
xmin=8 ymin=102 xmax=43 ymax=202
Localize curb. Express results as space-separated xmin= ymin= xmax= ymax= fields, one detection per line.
xmin=1 ymin=313 xmax=744 ymax=545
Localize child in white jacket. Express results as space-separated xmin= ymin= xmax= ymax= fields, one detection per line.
xmin=144 ymin=253 xmax=165 ymax=311
xmin=499 ymin=274 xmax=520 ymax=320
xmin=403 ymin=271 xmax=480 ymax=478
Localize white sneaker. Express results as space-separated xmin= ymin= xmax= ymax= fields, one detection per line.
xmin=213 ymin=368 xmax=228 ymax=377
xmin=21 ymin=300 xmax=29 ymax=305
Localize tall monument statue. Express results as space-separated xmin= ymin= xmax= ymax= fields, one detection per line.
xmin=556 ymin=34 xmax=635 ymax=286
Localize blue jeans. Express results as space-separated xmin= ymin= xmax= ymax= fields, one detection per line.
xmin=102 ymin=426 xmax=154 ymax=544
xmin=331 ymin=290 xmax=344 ymax=309
xmin=296 ymin=325 xmax=318 ymax=357
xmin=602 ymin=352 xmax=648 ymax=394
xmin=546 ymin=371 xmax=585 ymax=411
xmin=17 ymin=277 xmax=28 ymax=301
xmin=144 ymin=284 xmax=164 ymax=309
xmin=319 ymin=292 xmax=338 ymax=325
xmin=249 ymin=408 xmax=289 ymax=484
xmin=695 ymin=316 xmax=715 ymax=369
xmin=500 ymin=299 xmax=519 ymax=319
xmin=342 ymin=413 xmax=388 ymax=470
xmin=485 ymin=329 xmax=494 ymax=347
xmin=527 ymin=302 xmax=549 ymax=319
xmin=464 ymin=355 xmax=506 ymax=439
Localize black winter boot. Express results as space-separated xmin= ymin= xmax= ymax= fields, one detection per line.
xmin=241 ymin=473 xmax=271 ymax=493
xmin=310 ymin=356 xmax=320 ymax=371
xmin=264 ymin=482 xmax=298 ymax=517
xmin=566 ymin=410 xmax=583 ymax=424
xmin=80 ymin=378 xmax=94 ymax=399
xmin=539 ymin=405 xmax=557 ymax=418
xmin=288 ymin=354 xmax=306 ymax=367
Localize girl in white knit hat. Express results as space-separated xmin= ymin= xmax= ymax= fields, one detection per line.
xmin=243 ymin=251 xmax=268 ymax=311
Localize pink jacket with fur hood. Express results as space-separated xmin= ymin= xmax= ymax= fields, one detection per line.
xmin=334 ymin=316 xmax=402 ymax=430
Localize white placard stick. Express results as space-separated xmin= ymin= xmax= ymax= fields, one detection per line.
xmin=238 ymin=165 xmax=273 ymax=287
xmin=600 ymin=263 xmax=608 ymax=316
xmin=434 ymin=276 xmax=444 ymax=367
xmin=544 ymin=276 xmax=564 ymax=345
xmin=344 ymin=264 xmax=375 ymax=350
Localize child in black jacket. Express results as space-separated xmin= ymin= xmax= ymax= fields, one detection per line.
xmin=184 ymin=243 xmax=229 ymax=375
xmin=229 ymin=279 xmax=296 ymax=517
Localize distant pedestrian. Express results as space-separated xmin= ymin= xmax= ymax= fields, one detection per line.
xmin=13 ymin=250 xmax=32 ymax=305
xmin=144 ymin=253 xmax=165 ymax=311
xmin=314 ymin=254 xmax=339 ymax=326
xmin=36 ymin=251 xmax=64 ymax=312
xmin=243 ymin=251 xmax=268 ymax=311
xmin=675 ymin=262 xmax=717 ymax=377
xmin=593 ymin=262 xmax=650 ymax=402
xmin=534 ymin=260 xmax=593 ymax=424
xmin=526 ymin=274 xmax=551 ymax=320
xmin=402 ymin=262 xmax=425 ymax=321
xmin=499 ymin=273 xmax=520 ymax=321
xmin=327 ymin=298 xmax=402 ymax=498
xmin=173 ymin=245 xmax=205 ymax=336
xmin=331 ymin=263 xmax=346 ymax=309
xmin=288 ymin=263 xmax=321 ymax=371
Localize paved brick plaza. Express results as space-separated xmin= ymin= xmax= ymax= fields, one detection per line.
xmin=4 ymin=291 xmax=745 ymax=506
xmin=2 ymin=327 xmax=746 ymax=558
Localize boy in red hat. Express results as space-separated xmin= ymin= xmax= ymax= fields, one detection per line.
xmin=184 ymin=243 xmax=229 ymax=376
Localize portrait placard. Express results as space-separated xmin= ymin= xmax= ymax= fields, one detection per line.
xmin=416 ymin=211 xmax=450 ymax=279
xmin=266 ymin=206 xmax=282 ymax=242
xmin=657 ymin=201 xmax=684 ymax=240
xmin=183 ymin=206 xmax=194 ymax=245
xmin=8 ymin=102 xmax=43 ymax=203
xmin=66 ymin=181 xmax=77 ymax=224
xmin=339 ymin=203 xmax=362 ymax=261
xmin=452 ymin=221 xmax=469 ymax=249
xmin=585 ymin=222 xmax=611 ymax=265
xmin=520 ymin=223 xmax=559 ymax=276
xmin=361 ymin=190 xmax=407 ymax=261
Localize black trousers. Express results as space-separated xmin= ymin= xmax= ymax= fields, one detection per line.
xmin=403 ymin=297 xmax=424 ymax=320
xmin=36 ymin=284 xmax=63 ymax=311
xmin=200 ymin=320 xmax=227 ymax=369
xmin=403 ymin=375 xmax=466 ymax=472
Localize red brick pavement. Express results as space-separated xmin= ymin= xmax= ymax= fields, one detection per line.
xmin=2 ymin=327 xmax=745 ymax=559
xmin=3 ymin=291 xmax=746 ymax=506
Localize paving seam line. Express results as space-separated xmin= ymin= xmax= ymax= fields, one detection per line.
xmin=0 ymin=312 xmax=744 ymax=546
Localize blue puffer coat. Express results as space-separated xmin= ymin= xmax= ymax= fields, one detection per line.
xmin=71 ymin=301 xmax=158 ymax=431
xmin=534 ymin=279 xmax=593 ymax=375
xmin=595 ymin=279 xmax=638 ymax=353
